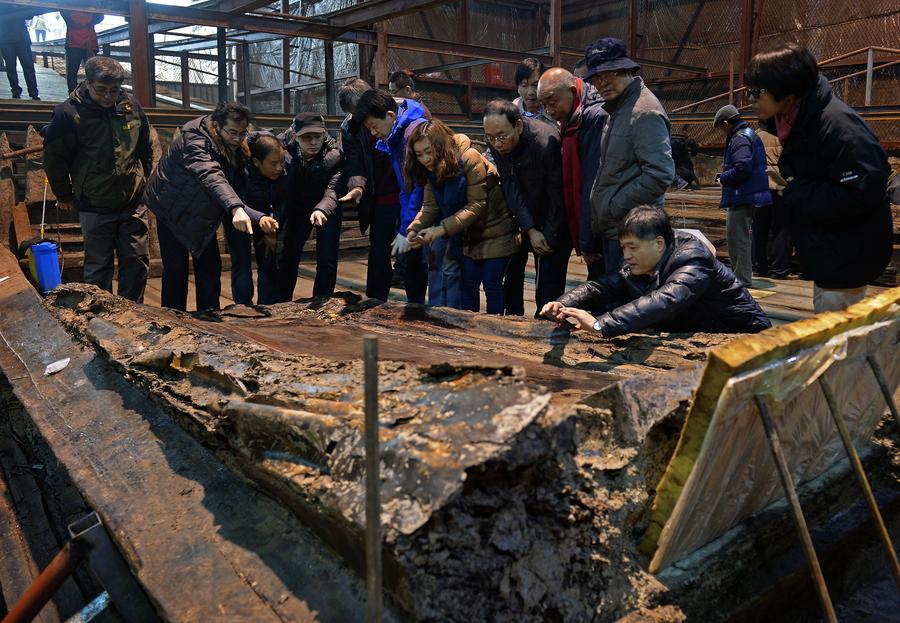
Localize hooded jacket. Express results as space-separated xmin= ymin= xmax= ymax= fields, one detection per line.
xmin=376 ymin=98 xmax=428 ymax=231
xmin=762 ymin=74 xmax=892 ymax=289
xmin=284 ymin=133 xmax=343 ymax=221
xmin=557 ymin=231 xmax=771 ymax=336
xmin=43 ymin=84 xmax=152 ymax=213
xmin=408 ymin=134 xmax=519 ymax=261
xmin=590 ymin=77 xmax=675 ymax=239
xmin=489 ymin=117 xmax=567 ymax=249
xmin=560 ymin=79 xmax=608 ymax=254
xmin=142 ymin=115 xmax=251 ymax=256
xmin=719 ymin=120 xmax=772 ymax=209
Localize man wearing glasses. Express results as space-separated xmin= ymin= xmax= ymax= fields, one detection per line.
xmin=43 ymin=56 xmax=152 ymax=303
xmin=584 ymin=37 xmax=674 ymax=281
xmin=483 ymin=99 xmax=568 ymax=316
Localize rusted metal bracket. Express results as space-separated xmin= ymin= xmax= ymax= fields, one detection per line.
xmin=1 ymin=512 xmax=159 ymax=623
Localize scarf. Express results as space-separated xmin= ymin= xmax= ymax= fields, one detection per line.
xmin=775 ymin=101 xmax=801 ymax=142
xmin=560 ymin=79 xmax=584 ymax=254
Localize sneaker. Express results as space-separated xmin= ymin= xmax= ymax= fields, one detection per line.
xmin=30 ymin=96 xmax=41 ymax=101
xmin=676 ymin=178 xmax=690 ymax=190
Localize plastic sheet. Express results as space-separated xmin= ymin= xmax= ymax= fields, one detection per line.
xmin=649 ymin=315 xmax=900 ymax=571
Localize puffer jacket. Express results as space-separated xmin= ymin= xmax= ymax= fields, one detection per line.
xmin=762 ymin=74 xmax=892 ymax=289
xmin=408 ymin=134 xmax=519 ymax=260
xmin=489 ymin=117 xmax=567 ymax=249
xmin=284 ymin=134 xmax=343 ymax=220
xmin=237 ymin=132 xmax=290 ymax=223
xmin=590 ymin=77 xmax=675 ymax=239
xmin=557 ymin=231 xmax=771 ymax=336
xmin=375 ymin=98 xmax=428 ymax=231
xmin=43 ymin=84 xmax=152 ymax=213
xmin=142 ymin=115 xmax=252 ymax=255
xmin=719 ymin=121 xmax=771 ymax=209
xmin=340 ymin=113 xmax=375 ymax=234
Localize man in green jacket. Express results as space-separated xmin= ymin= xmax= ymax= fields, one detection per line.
xmin=43 ymin=56 xmax=153 ymax=302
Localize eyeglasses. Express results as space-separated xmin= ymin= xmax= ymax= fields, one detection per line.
xmin=592 ymin=70 xmax=624 ymax=85
xmin=485 ymin=132 xmax=512 ymax=145
xmin=221 ymin=127 xmax=249 ymax=139
xmin=89 ymin=82 xmax=122 ymax=97
xmin=746 ymin=87 xmax=768 ymax=100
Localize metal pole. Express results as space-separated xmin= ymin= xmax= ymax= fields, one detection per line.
xmin=148 ymin=33 xmax=157 ymax=107
xmin=865 ymin=47 xmax=874 ymax=106
xmin=128 ymin=0 xmax=151 ymax=107
xmin=240 ymin=42 xmax=252 ymax=110
xmin=754 ymin=395 xmax=837 ymax=623
xmin=217 ymin=27 xmax=228 ymax=103
xmin=818 ymin=377 xmax=900 ymax=589
xmin=867 ymin=355 xmax=900 ymax=433
xmin=364 ymin=336 xmax=383 ymax=623
xmin=180 ymin=51 xmax=191 ymax=109
xmin=1 ymin=542 xmax=83 ymax=623
xmin=324 ymin=40 xmax=336 ymax=115
xmin=281 ymin=0 xmax=291 ymax=113
xmin=729 ymin=51 xmax=734 ymax=105
xmin=628 ymin=0 xmax=637 ymax=56
xmin=549 ymin=0 xmax=562 ymax=66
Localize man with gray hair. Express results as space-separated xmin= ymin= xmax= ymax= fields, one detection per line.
xmin=43 ymin=56 xmax=153 ymax=302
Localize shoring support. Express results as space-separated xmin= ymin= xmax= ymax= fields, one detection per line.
xmin=753 ymin=395 xmax=837 ymax=623
xmin=817 ymin=376 xmax=900 ymax=589
xmin=866 ymin=355 xmax=900 ymax=433
xmin=364 ymin=336 xmax=383 ymax=622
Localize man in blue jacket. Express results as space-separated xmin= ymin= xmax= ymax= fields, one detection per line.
xmin=714 ymin=104 xmax=771 ymax=288
xmin=353 ymin=89 xmax=429 ymax=304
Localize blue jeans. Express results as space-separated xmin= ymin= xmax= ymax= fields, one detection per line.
xmin=223 ymin=219 xmax=280 ymax=305
xmin=279 ymin=206 xmax=343 ymax=301
xmin=427 ymin=235 xmax=463 ymax=308
xmin=461 ymin=255 xmax=510 ymax=315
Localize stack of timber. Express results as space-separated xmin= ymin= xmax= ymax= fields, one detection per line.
xmin=664 ymin=187 xmax=900 ymax=287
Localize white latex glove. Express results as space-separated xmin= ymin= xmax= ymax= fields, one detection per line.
xmin=232 ymin=207 xmax=253 ymax=234
xmin=390 ymin=232 xmax=411 ymax=256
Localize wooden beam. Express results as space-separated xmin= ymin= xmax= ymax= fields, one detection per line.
xmin=324 ymin=40 xmax=337 ymax=115
xmin=549 ymin=0 xmax=561 ymax=66
xmin=217 ymin=27 xmax=228 ymax=103
xmin=180 ymin=51 xmax=191 ymax=110
xmin=628 ymin=0 xmax=637 ymax=55
xmin=328 ymin=0 xmax=450 ymax=28
xmin=128 ymin=0 xmax=152 ymax=107
xmin=375 ymin=23 xmax=389 ymax=89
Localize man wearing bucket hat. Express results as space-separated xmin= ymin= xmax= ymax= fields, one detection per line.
xmin=585 ymin=37 xmax=674 ymax=279
xmin=713 ymin=104 xmax=771 ymax=287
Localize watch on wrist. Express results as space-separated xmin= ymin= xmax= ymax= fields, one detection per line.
xmin=592 ymin=318 xmax=603 ymax=335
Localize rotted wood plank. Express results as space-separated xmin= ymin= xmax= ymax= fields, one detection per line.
xmin=0 ymin=245 xmax=380 ymax=623
xmin=0 ymin=133 xmax=14 ymax=249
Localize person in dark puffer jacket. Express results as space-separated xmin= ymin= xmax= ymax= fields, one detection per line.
xmin=714 ymin=104 xmax=772 ymax=287
xmin=747 ymin=43 xmax=892 ymax=313
xmin=278 ymin=112 xmax=343 ymax=302
xmin=230 ymin=132 xmax=286 ymax=305
xmin=541 ymin=206 xmax=771 ymax=336
xmin=142 ymin=101 xmax=268 ymax=312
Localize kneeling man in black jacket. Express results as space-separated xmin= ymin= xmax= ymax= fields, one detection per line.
xmin=541 ymin=206 xmax=771 ymax=336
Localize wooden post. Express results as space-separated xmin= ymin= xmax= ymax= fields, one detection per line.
xmin=375 ymin=23 xmax=388 ymax=88
xmin=739 ymin=0 xmax=753 ymax=92
xmin=281 ymin=0 xmax=291 ymax=113
xmin=128 ymin=0 xmax=151 ymax=107
xmin=324 ymin=40 xmax=336 ymax=115
xmin=180 ymin=51 xmax=191 ymax=110
xmin=628 ymin=0 xmax=638 ymax=56
xmin=461 ymin=0 xmax=472 ymax=118
xmin=754 ymin=396 xmax=837 ymax=623
xmin=363 ymin=337 xmax=383 ymax=623
xmin=217 ymin=27 xmax=228 ymax=103
xmin=549 ymin=0 xmax=561 ymax=66
xmin=148 ymin=32 xmax=157 ymax=107
xmin=240 ymin=41 xmax=252 ymax=110
xmin=728 ymin=51 xmax=734 ymax=105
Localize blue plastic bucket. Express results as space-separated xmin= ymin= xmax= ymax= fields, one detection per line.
xmin=30 ymin=242 xmax=61 ymax=293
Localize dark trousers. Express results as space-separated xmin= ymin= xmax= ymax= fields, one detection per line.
xmin=278 ymin=207 xmax=343 ymax=302
xmin=462 ymin=255 xmax=510 ymax=315
xmin=752 ymin=191 xmax=792 ymax=278
xmin=157 ymin=218 xmax=222 ymax=312
xmin=504 ymin=235 xmax=572 ymax=317
xmin=66 ymin=47 xmax=92 ymax=92
xmin=1 ymin=41 xmax=38 ymax=98
xmin=223 ymin=220 xmax=280 ymax=305
xmin=366 ymin=203 xmax=399 ymax=301
xmin=77 ymin=202 xmax=150 ymax=303
xmin=404 ymin=246 xmax=428 ymax=305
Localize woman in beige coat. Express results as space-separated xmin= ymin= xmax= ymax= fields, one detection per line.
xmin=404 ymin=120 xmax=519 ymax=313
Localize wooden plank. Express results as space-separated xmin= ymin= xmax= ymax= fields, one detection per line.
xmin=25 ymin=126 xmax=54 ymax=207
xmin=0 ymin=133 xmax=14 ymax=249
xmin=0 ymin=245 xmax=377 ymax=623
xmin=11 ymin=202 xmax=32 ymax=250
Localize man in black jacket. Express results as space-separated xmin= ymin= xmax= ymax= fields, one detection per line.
xmin=483 ymin=99 xmax=569 ymax=316
xmin=747 ymin=44 xmax=891 ymax=313
xmin=541 ymin=206 xmax=770 ymax=336
xmin=278 ymin=112 xmax=343 ymax=301
xmin=0 ymin=4 xmax=39 ymax=99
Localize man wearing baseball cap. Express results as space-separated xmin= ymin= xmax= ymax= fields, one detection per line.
xmin=279 ymin=111 xmax=344 ymax=301
xmin=713 ymin=104 xmax=771 ymax=287
xmin=584 ymin=37 xmax=674 ymax=280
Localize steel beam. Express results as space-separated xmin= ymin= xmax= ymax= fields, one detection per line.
xmin=217 ymin=28 xmax=229 ymax=103
xmin=128 ymin=0 xmax=151 ymax=107
xmin=327 ymin=0 xmax=450 ymax=28
xmin=549 ymin=0 xmax=562 ymax=66
xmin=324 ymin=40 xmax=337 ymax=115
xmin=180 ymin=52 xmax=191 ymax=110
